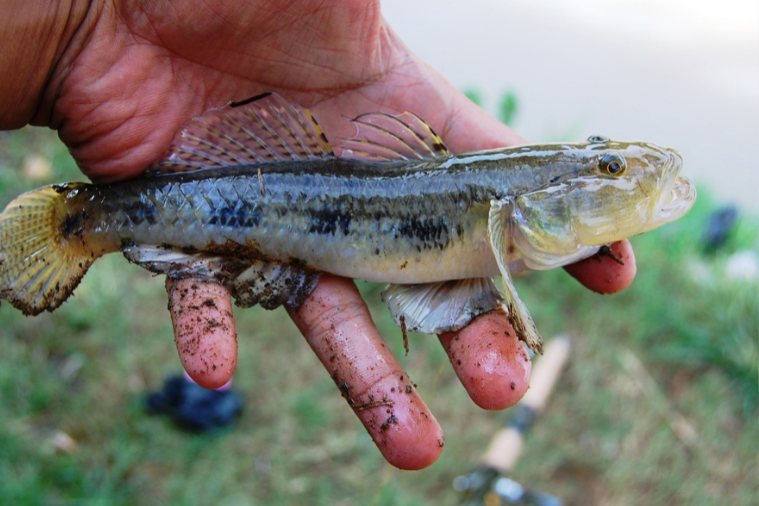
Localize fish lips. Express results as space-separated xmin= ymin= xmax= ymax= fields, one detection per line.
xmin=653 ymin=149 xmax=696 ymax=225
xmin=657 ymin=175 xmax=696 ymax=222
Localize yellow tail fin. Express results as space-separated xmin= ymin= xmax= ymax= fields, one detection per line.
xmin=0 ymin=183 xmax=100 ymax=315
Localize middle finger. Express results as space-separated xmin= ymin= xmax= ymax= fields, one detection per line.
xmin=287 ymin=275 xmax=445 ymax=470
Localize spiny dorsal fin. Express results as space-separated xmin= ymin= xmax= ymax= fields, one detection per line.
xmin=150 ymin=92 xmax=334 ymax=172
xmin=339 ymin=111 xmax=451 ymax=161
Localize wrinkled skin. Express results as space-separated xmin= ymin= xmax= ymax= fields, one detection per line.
xmin=7 ymin=0 xmax=635 ymax=469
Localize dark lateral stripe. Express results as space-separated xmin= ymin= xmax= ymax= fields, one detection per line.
xmin=207 ymin=202 xmax=263 ymax=228
xmin=122 ymin=200 xmax=158 ymax=226
xmin=396 ymin=216 xmax=450 ymax=248
xmin=307 ymin=207 xmax=352 ymax=236
xmin=302 ymin=193 xmax=458 ymax=251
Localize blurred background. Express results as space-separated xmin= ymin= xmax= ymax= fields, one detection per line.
xmin=0 ymin=1 xmax=757 ymax=505
xmin=384 ymin=0 xmax=759 ymax=212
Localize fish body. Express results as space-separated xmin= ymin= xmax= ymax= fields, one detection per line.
xmin=0 ymin=93 xmax=696 ymax=352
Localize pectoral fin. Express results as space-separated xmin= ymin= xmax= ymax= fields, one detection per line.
xmin=488 ymin=199 xmax=544 ymax=354
xmin=382 ymin=278 xmax=503 ymax=335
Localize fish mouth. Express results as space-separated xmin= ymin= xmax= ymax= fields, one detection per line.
xmin=657 ymin=175 xmax=696 ymax=223
xmin=650 ymin=147 xmax=694 ymax=224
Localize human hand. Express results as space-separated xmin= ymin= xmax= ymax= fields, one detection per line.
xmin=5 ymin=0 xmax=636 ymax=469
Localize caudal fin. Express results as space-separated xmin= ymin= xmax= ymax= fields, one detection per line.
xmin=0 ymin=183 xmax=100 ymax=315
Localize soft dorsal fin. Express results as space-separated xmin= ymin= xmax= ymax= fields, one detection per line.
xmin=150 ymin=92 xmax=334 ymax=172
xmin=338 ymin=111 xmax=451 ymax=161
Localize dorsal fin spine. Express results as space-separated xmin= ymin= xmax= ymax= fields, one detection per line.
xmin=241 ymin=116 xmax=283 ymax=161
xmin=304 ymin=110 xmax=333 ymax=155
xmin=407 ymin=111 xmax=448 ymax=155
xmin=223 ymin=130 xmax=270 ymax=162
xmin=285 ymin=104 xmax=318 ymax=157
xmin=185 ymin=134 xmax=249 ymax=165
xmin=345 ymin=134 xmax=412 ymax=159
xmin=338 ymin=110 xmax=450 ymax=162
xmin=337 ymin=144 xmax=394 ymax=162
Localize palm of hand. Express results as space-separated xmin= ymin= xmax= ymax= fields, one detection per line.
xmin=55 ymin=0 xmax=513 ymax=179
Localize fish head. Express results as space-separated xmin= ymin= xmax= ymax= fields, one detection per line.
xmin=566 ymin=137 xmax=696 ymax=244
xmin=511 ymin=137 xmax=696 ymax=264
xmin=564 ymin=137 xmax=696 ymax=245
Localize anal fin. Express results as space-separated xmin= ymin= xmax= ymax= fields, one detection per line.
xmin=122 ymin=245 xmax=319 ymax=310
xmin=231 ymin=260 xmax=320 ymax=309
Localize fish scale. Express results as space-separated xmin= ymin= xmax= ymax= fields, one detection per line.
xmin=0 ymin=93 xmax=695 ymax=353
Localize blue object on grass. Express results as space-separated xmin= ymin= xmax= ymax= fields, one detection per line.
xmin=146 ymin=375 xmax=242 ymax=432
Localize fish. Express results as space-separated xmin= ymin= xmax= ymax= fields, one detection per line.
xmin=0 ymin=93 xmax=696 ymax=353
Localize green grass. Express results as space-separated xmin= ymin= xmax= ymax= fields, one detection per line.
xmin=0 ymin=127 xmax=757 ymax=505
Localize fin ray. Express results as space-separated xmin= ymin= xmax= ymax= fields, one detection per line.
xmin=339 ymin=111 xmax=450 ymax=161
xmin=488 ymin=199 xmax=544 ymax=354
xmin=0 ymin=184 xmax=100 ymax=315
xmin=122 ymin=245 xmax=320 ymax=310
xmin=382 ymin=278 xmax=503 ymax=335
xmin=351 ymin=116 xmax=426 ymax=159
xmin=150 ymin=92 xmax=334 ymax=173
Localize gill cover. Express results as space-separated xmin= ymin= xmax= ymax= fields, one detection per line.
xmin=510 ymin=181 xmax=603 ymax=270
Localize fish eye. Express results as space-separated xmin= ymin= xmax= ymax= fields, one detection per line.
xmin=588 ymin=135 xmax=609 ymax=143
xmin=599 ymin=153 xmax=627 ymax=175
